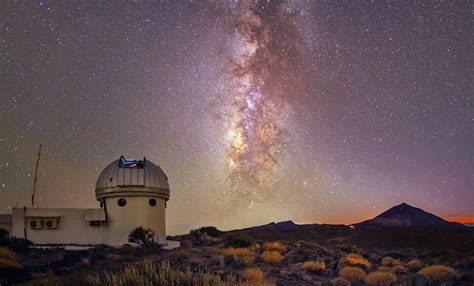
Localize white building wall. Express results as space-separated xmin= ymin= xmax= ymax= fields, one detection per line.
xmin=104 ymin=196 xmax=166 ymax=246
xmin=12 ymin=208 xmax=105 ymax=245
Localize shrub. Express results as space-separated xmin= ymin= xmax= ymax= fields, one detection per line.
xmin=128 ymin=226 xmax=158 ymax=249
xmin=191 ymin=226 xmax=223 ymax=238
xmin=365 ymin=271 xmax=397 ymax=285
xmin=263 ymin=242 xmax=286 ymax=253
xmin=377 ymin=266 xmax=393 ymax=273
xmin=222 ymin=247 xmax=255 ymax=265
xmin=406 ymin=259 xmax=422 ymax=270
xmin=346 ymin=253 xmax=371 ymax=267
xmin=392 ymin=265 xmax=407 ymax=274
xmin=261 ymin=251 xmax=283 ymax=264
xmin=242 ymin=267 xmax=264 ymax=281
xmin=339 ymin=266 xmax=366 ymax=282
xmin=0 ymin=247 xmax=21 ymax=269
xmin=418 ymin=265 xmax=456 ymax=280
xmin=0 ymin=236 xmax=33 ymax=252
xmin=224 ymin=233 xmax=252 ymax=248
xmin=241 ymin=268 xmax=275 ymax=286
xmin=301 ymin=260 xmax=326 ymax=272
xmin=381 ymin=256 xmax=400 ymax=267
xmin=0 ymin=229 xmax=8 ymax=240
xmin=331 ymin=277 xmax=350 ymax=286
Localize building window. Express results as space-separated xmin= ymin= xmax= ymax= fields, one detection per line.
xmin=30 ymin=221 xmax=37 ymax=228
xmin=149 ymin=198 xmax=156 ymax=206
xmin=46 ymin=221 xmax=53 ymax=228
xmin=118 ymin=198 xmax=127 ymax=207
xmin=100 ymin=201 xmax=104 ymax=208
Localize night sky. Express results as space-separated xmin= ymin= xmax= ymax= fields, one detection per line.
xmin=1 ymin=1 xmax=472 ymax=234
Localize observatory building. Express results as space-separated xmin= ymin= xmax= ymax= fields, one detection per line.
xmin=4 ymin=157 xmax=177 ymax=248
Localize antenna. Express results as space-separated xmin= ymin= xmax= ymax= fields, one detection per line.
xmin=31 ymin=144 xmax=42 ymax=208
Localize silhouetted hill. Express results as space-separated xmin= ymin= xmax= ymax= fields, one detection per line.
xmin=222 ymin=203 xmax=473 ymax=250
xmin=354 ymin=203 xmax=468 ymax=230
xmin=242 ymin=220 xmax=316 ymax=231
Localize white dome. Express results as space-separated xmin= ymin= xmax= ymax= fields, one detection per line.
xmin=95 ymin=157 xmax=170 ymax=200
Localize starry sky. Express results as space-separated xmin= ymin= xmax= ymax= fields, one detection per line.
xmin=1 ymin=1 xmax=472 ymax=234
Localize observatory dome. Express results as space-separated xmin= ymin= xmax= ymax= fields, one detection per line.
xmin=95 ymin=157 xmax=170 ymax=200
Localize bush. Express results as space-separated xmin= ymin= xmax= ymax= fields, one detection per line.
xmin=377 ymin=266 xmax=393 ymax=273
xmin=0 ymin=236 xmax=33 ymax=252
xmin=346 ymin=253 xmax=371 ymax=267
xmin=190 ymin=226 xmax=223 ymax=238
xmin=261 ymin=251 xmax=283 ymax=264
xmin=418 ymin=265 xmax=456 ymax=280
xmin=331 ymin=277 xmax=350 ymax=286
xmin=241 ymin=267 xmax=275 ymax=286
xmin=365 ymin=271 xmax=397 ymax=285
xmin=224 ymin=233 xmax=252 ymax=248
xmin=128 ymin=226 xmax=158 ymax=249
xmin=301 ymin=260 xmax=326 ymax=272
xmin=339 ymin=266 xmax=366 ymax=282
xmin=0 ymin=247 xmax=22 ymax=269
xmin=381 ymin=256 xmax=400 ymax=267
xmin=406 ymin=259 xmax=422 ymax=270
xmin=0 ymin=229 xmax=8 ymax=240
xmin=392 ymin=265 xmax=407 ymax=274
xmin=221 ymin=248 xmax=255 ymax=265
xmin=263 ymin=242 xmax=287 ymax=253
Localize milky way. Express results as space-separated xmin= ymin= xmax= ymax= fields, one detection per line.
xmin=0 ymin=1 xmax=472 ymax=233
xmin=221 ymin=0 xmax=310 ymax=199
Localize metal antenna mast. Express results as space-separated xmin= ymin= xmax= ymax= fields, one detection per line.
xmin=32 ymin=144 xmax=42 ymax=208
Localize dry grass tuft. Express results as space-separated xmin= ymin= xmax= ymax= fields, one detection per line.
xmin=346 ymin=253 xmax=371 ymax=267
xmin=0 ymin=247 xmax=16 ymax=261
xmin=381 ymin=256 xmax=400 ymax=267
xmin=331 ymin=276 xmax=350 ymax=286
xmin=88 ymin=260 xmax=239 ymax=286
xmin=365 ymin=271 xmax=397 ymax=285
xmin=262 ymin=242 xmax=287 ymax=253
xmin=392 ymin=265 xmax=407 ymax=274
xmin=406 ymin=259 xmax=422 ymax=270
xmin=301 ymin=260 xmax=326 ymax=271
xmin=339 ymin=266 xmax=366 ymax=282
xmin=242 ymin=267 xmax=264 ymax=281
xmin=418 ymin=265 xmax=456 ymax=280
xmin=0 ymin=247 xmax=21 ymax=269
xmin=261 ymin=251 xmax=283 ymax=264
xmin=221 ymin=247 xmax=255 ymax=265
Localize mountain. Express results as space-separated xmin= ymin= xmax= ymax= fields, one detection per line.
xmin=354 ymin=202 xmax=468 ymax=230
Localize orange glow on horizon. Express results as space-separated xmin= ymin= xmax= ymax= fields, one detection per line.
xmin=444 ymin=214 xmax=474 ymax=224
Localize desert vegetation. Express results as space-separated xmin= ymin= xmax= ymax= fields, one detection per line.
xmin=128 ymin=226 xmax=159 ymax=250
xmin=0 ymin=224 xmax=472 ymax=285
xmin=0 ymin=247 xmax=22 ymax=270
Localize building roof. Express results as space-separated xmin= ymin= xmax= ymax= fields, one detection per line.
xmin=95 ymin=157 xmax=170 ymax=200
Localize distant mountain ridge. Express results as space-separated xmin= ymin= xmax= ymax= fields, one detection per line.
xmin=354 ymin=202 xmax=467 ymax=230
